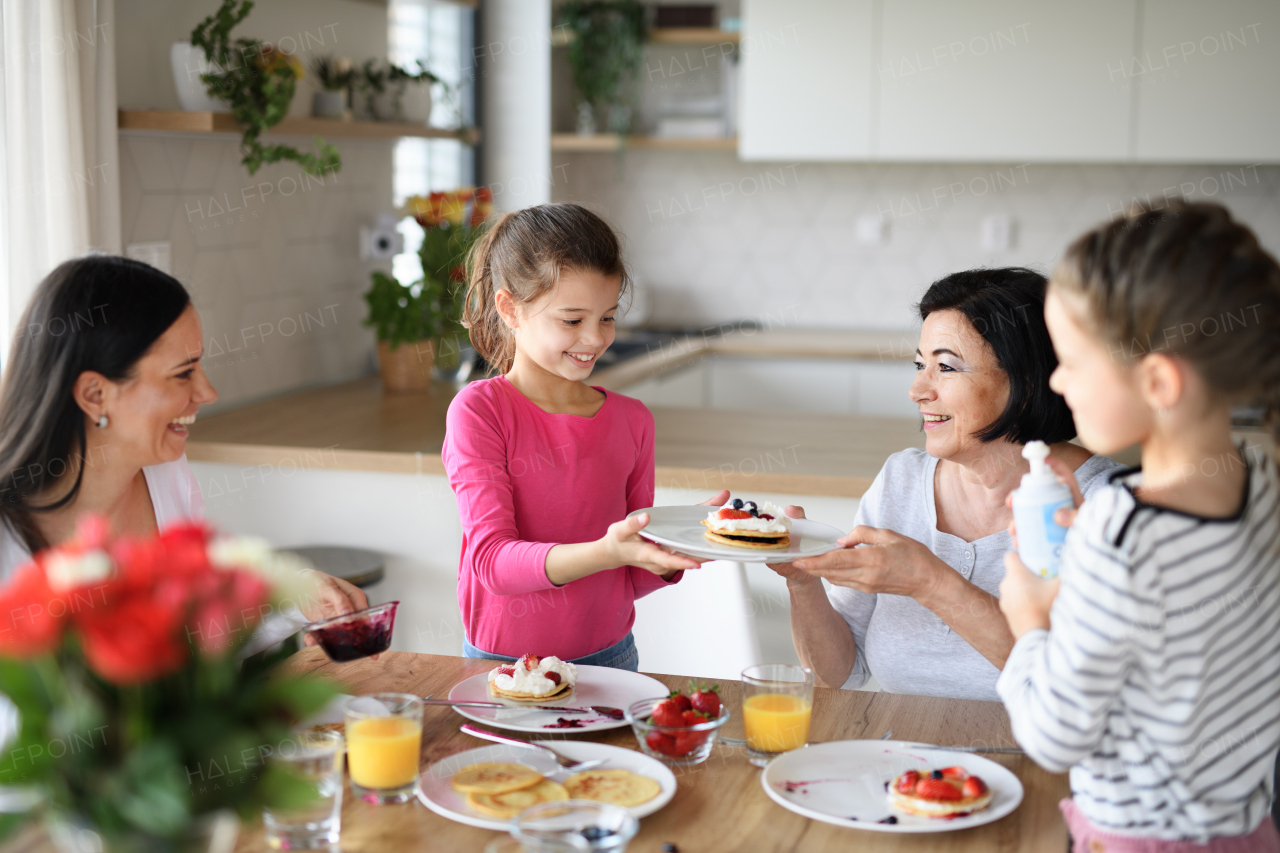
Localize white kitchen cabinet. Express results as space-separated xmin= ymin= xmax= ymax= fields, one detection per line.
xmin=1133 ymin=0 xmax=1280 ymax=162
xmin=739 ymin=0 xmax=876 ymax=161
xmin=622 ymin=361 xmax=709 ymax=408
xmin=876 ymin=0 xmax=1137 ymax=161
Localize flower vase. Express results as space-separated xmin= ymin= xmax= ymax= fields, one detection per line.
xmin=575 ymin=102 xmax=596 ymax=136
xmin=170 ymin=43 xmax=223 ymax=112
xmin=311 ymin=89 xmax=347 ymax=119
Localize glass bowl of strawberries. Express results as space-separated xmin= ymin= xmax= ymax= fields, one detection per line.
xmin=625 ymin=684 xmax=730 ymax=766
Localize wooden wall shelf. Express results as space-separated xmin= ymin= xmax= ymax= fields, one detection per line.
xmin=551 ymin=133 xmax=737 ymax=152
xmin=118 ymin=110 xmax=479 ymax=143
xmin=551 ymin=28 xmax=739 ymax=47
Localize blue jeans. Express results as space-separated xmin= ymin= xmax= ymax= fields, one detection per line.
xmin=463 ymin=631 xmax=639 ymax=672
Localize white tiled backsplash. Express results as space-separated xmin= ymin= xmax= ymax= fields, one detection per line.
xmin=119 ymin=133 xmax=390 ymax=412
xmin=552 ymin=154 xmax=1280 ymax=329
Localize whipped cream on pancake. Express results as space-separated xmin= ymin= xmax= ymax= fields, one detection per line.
xmin=488 ymin=654 xmax=577 ymax=696
xmin=706 ymin=501 xmax=791 ymax=533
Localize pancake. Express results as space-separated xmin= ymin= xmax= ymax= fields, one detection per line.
xmin=466 ymin=778 xmax=569 ymax=818
xmin=563 ymin=769 xmax=662 ymax=807
xmin=701 ymin=525 xmax=790 ymax=550
xmin=886 ymin=769 xmax=993 ymax=818
xmin=450 ymin=762 xmax=543 ymax=795
xmin=488 ymin=680 xmax=575 ymax=703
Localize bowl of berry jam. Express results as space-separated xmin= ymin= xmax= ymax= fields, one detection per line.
xmin=306 ymin=601 xmax=398 ymax=662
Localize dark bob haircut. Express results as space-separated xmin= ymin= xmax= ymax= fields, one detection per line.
xmin=917 ymin=267 xmax=1076 ymax=445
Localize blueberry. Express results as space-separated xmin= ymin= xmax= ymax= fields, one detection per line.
xmin=580 ymin=827 xmax=615 ymax=841
xmin=662 ymin=845 xmax=679 ymax=853
xmin=930 ymin=769 xmax=943 ymax=779
xmin=883 ymin=781 xmax=889 ymax=791
xmin=731 ymin=499 xmax=743 ymax=510
xmin=878 ymin=816 xmax=898 ymax=824
xmin=745 ymin=501 xmax=757 ymax=513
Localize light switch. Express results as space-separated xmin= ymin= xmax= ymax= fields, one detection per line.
xmin=980 ymin=215 xmax=1015 ymax=252
xmin=125 ymin=241 xmax=171 ymax=274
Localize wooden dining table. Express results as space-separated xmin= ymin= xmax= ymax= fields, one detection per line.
xmin=230 ymin=648 xmax=1070 ymax=853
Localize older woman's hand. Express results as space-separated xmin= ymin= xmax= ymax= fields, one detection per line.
xmin=792 ymin=526 xmax=948 ymax=600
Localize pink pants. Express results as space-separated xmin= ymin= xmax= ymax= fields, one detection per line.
xmin=1062 ymin=799 xmax=1280 ymax=853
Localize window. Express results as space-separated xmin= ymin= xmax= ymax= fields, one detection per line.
xmin=388 ymin=0 xmax=476 ymax=284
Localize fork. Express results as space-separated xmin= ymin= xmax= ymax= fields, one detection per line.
xmin=460 ymin=724 xmax=608 ymax=772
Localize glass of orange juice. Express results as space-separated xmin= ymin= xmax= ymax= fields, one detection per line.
xmin=344 ymin=693 xmax=424 ymax=804
xmin=741 ymin=664 xmax=814 ymax=768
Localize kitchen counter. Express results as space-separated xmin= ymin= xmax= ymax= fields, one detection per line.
xmin=186 ymin=329 xmax=925 ymax=498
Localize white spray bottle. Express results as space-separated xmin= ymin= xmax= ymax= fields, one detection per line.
xmin=1011 ymin=441 xmax=1073 ymax=579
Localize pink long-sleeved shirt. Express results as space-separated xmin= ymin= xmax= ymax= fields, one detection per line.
xmin=441 ymin=375 xmax=678 ymax=660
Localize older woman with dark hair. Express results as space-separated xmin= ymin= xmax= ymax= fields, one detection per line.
xmin=768 ymin=268 xmax=1126 ymax=701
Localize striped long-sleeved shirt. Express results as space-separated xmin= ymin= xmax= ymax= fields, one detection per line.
xmin=997 ymin=445 xmax=1280 ymax=843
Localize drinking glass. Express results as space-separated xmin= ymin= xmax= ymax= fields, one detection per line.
xmin=344 ymin=693 xmax=423 ymax=804
xmin=741 ymin=664 xmax=815 ymax=768
xmin=263 ymin=729 xmax=343 ymax=849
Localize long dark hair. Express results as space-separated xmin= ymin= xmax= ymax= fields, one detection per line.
xmin=0 ymin=256 xmax=191 ymax=552
xmin=917 ymin=267 xmax=1076 ymax=445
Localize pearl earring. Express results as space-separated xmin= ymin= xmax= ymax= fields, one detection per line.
xmin=1157 ymin=407 xmax=1169 ymax=418
xmin=97 ymin=414 xmax=108 ymax=428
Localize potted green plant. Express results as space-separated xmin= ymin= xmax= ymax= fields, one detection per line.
xmin=559 ymin=1 xmax=646 ymax=134
xmin=189 ymin=0 xmax=340 ymax=177
xmin=309 ymin=56 xmax=352 ymax=119
xmin=354 ymin=60 xmax=439 ymax=123
xmin=364 ymin=188 xmax=493 ymax=392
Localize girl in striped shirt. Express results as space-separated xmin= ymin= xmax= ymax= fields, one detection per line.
xmin=998 ymin=201 xmax=1280 ymax=852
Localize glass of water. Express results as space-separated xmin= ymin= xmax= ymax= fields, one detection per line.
xmin=263 ymin=729 xmax=344 ymax=850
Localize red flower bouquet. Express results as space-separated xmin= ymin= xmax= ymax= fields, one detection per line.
xmin=0 ymin=516 xmax=338 ymax=849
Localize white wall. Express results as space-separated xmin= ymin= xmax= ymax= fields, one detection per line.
xmin=552 ymin=156 xmax=1280 ymax=329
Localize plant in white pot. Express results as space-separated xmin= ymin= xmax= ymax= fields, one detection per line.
xmin=354 ymin=59 xmax=438 ymax=123
xmin=309 ymin=56 xmax=352 ymax=119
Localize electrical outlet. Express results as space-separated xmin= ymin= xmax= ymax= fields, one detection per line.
xmin=980 ymin=215 xmax=1015 ymax=252
xmin=125 ymin=241 xmax=171 ymax=274
xmin=855 ymin=213 xmax=889 ymax=247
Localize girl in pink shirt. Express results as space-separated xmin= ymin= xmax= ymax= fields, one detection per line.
xmin=442 ymin=203 xmax=726 ymax=669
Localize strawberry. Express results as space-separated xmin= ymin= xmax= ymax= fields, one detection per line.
xmin=668 ymin=691 xmax=692 ymax=713
xmin=962 ymin=776 xmax=987 ymax=799
xmin=895 ymin=770 xmax=919 ymax=793
xmin=717 ymin=508 xmax=752 ymax=520
xmin=496 ymin=666 xmax=515 ymax=677
xmin=940 ymin=765 xmax=968 ymax=780
xmin=682 ymin=709 xmax=709 ymax=726
xmin=651 ymin=699 xmax=685 ymax=728
xmin=915 ymin=778 xmax=963 ymax=801
xmin=545 ymin=671 xmax=561 ymax=685
xmin=517 ymin=653 xmax=540 ymax=671
xmin=689 ymin=683 xmax=721 ymax=717
xmin=673 ymin=730 xmax=706 ymax=756
xmin=646 ymin=730 xmax=676 ymax=756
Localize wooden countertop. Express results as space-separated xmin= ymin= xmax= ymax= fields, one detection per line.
xmin=186 ymin=328 xmax=924 ymax=497
xmin=185 ymin=377 xmax=922 ymax=498
xmin=255 ymin=649 xmax=1065 ymax=852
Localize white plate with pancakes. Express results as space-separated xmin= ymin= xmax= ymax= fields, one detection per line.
xmin=628 ymin=505 xmax=846 ymax=563
xmin=447 ymin=665 xmax=670 ymax=734
xmin=761 ymin=741 xmax=1023 ymax=833
xmin=418 ymin=741 xmax=677 ymax=831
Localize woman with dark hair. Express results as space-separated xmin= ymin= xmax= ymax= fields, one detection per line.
xmin=0 ymin=255 xmax=368 ymax=648
xmin=767 ymin=268 xmax=1126 ymax=701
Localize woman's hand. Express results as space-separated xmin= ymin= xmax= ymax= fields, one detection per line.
xmin=793 ymin=526 xmax=948 ymax=601
xmin=765 ymin=506 xmax=819 ymax=584
xmin=299 ymin=571 xmax=371 ymax=650
xmin=998 ymin=551 xmax=1058 ymax=640
xmin=700 ymin=489 xmax=731 ymax=508
xmin=601 ymin=513 xmax=704 ymax=577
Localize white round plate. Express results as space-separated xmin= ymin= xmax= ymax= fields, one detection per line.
xmin=628 ymin=505 xmax=845 ymax=563
xmin=447 ymin=666 xmax=669 ymax=734
xmin=418 ymin=741 xmax=677 ymax=831
xmin=296 ymin=693 xmax=352 ymax=730
xmin=761 ymin=741 xmax=1023 ymax=833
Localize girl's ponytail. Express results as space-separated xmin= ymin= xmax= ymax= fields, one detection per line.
xmin=462 ymin=211 xmax=517 ymax=374
xmin=461 ymin=203 xmax=629 ymax=375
